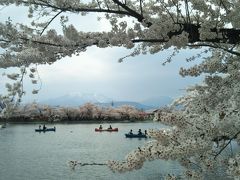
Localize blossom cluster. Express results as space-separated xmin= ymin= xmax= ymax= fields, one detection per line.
xmin=228 ymin=153 xmax=240 ymax=178
xmin=107 ymin=51 xmax=240 ymax=178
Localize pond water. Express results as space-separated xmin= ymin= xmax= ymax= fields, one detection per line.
xmin=0 ymin=122 xmax=233 ymax=180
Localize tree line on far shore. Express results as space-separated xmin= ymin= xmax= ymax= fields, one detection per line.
xmin=0 ymin=102 xmax=152 ymax=122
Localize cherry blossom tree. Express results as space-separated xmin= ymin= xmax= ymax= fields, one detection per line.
xmin=102 ymin=106 xmax=121 ymax=120
xmin=116 ymin=105 xmax=141 ymax=120
xmin=1 ymin=0 xmax=240 ymax=179
xmin=78 ymin=102 xmax=98 ymax=119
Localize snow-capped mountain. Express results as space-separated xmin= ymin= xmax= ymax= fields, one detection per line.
xmin=40 ymin=93 xmax=112 ymax=106
xmin=39 ymin=94 xmax=172 ymax=110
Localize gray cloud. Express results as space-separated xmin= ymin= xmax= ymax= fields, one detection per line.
xmin=0 ymin=5 xmax=204 ymax=103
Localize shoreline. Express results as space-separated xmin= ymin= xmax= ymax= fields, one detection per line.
xmin=0 ymin=119 xmax=153 ymax=124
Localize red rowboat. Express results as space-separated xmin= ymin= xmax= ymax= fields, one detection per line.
xmin=95 ymin=128 xmax=118 ymax=132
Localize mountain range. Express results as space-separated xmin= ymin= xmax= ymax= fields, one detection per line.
xmin=95 ymin=101 xmax=154 ymax=110
xmin=39 ymin=94 xmax=173 ymax=110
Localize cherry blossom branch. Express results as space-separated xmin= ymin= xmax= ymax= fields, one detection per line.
xmin=19 ymin=67 xmax=26 ymax=95
xmin=15 ymin=35 xmax=96 ymax=49
xmin=20 ymin=0 xmax=133 ymax=17
xmin=9 ymin=67 xmax=26 ymax=103
xmin=3 ymin=1 xmax=240 ymax=45
xmin=2 ymin=7 xmax=240 ymax=49
xmin=35 ymin=65 xmax=42 ymax=91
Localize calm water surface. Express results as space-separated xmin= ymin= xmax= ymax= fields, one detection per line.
xmin=0 ymin=122 xmax=231 ymax=180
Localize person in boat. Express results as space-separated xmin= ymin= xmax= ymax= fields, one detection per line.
xmin=144 ymin=130 xmax=148 ymax=135
xmin=129 ymin=129 xmax=133 ymax=135
xmin=43 ymin=124 xmax=46 ymax=130
xmin=39 ymin=125 xmax=41 ymax=130
xmin=99 ymin=125 xmax=103 ymax=130
xmin=138 ymin=129 xmax=142 ymax=135
xmin=108 ymin=125 xmax=112 ymax=130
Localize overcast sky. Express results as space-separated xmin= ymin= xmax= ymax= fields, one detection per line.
xmin=0 ymin=5 xmax=204 ymax=103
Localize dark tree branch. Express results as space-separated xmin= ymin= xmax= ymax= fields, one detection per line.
xmin=170 ymin=138 xmax=181 ymax=146
xmin=219 ymin=0 xmax=230 ymax=14
xmin=63 ymin=7 xmax=130 ymax=16
xmin=230 ymin=141 xmax=233 ymax=157
xmin=177 ymin=23 xmax=240 ymax=44
xmin=214 ymin=130 xmax=240 ymax=159
xmin=170 ymin=0 xmax=186 ymax=23
xmin=96 ymin=0 xmax=102 ymax=9
xmin=132 ymin=22 xmax=240 ymax=46
xmin=104 ymin=0 xmax=110 ymax=10
xmin=0 ymin=39 xmax=10 ymax=43
xmin=230 ymin=44 xmax=236 ymax=51
xmin=188 ymin=44 xmax=240 ymax=56
xmin=184 ymin=0 xmax=191 ymax=23
xmin=140 ymin=0 xmax=143 ymax=16
xmin=39 ymin=10 xmax=63 ymax=36
xmin=78 ymin=162 xmax=107 ymax=166
xmin=14 ymin=35 xmax=97 ymax=49
xmin=68 ymin=160 xmax=107 ymax=170
xmin=112 ymin=0 xmax=152 ymax=26
xmin=161 ymin=2 xmax=176 ymax=23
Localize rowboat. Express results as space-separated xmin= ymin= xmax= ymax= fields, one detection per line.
xmin=125 ymin=133 xmax=147 ymax=138
xmin=95 ymin=128 xmax=118 ymax=132
xmin=0 ymin=124 xmax=6 ymax=128
xmin=35 ymin=127 xmax=56 ymax=132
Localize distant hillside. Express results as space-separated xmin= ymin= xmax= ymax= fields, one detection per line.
xmin=39 ymin=94 xmax=173 ymax=110
xmin=40 ymin=93 xmax=111 ymax=107
xmin=96 ymin=101 xmax=154 ymax=110
xmin=141 ymin=96 xmax=173 ymax=108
